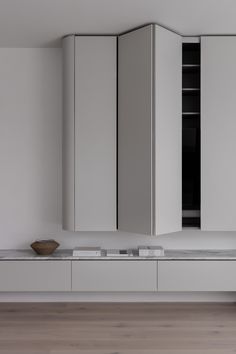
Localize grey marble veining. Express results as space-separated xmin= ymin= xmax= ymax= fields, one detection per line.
xmin=0 ymin=249 xmax=73 ymax=260
xmin=164 ymin=249 xmax=236 ymax=260
xmin=1 ymin=249 xmax=236 ymax=260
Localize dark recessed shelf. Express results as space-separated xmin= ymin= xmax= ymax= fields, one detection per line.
xmin=182 ymin=43 xmax=200 ymax=65
xmin=182 ymin=217 xmax=200 ymax=228
xmin=182 ymin=210 xmax=200 ymax=217
xmin=182 ymin=64 xmax=200 ymax=68
xmin=182 ymin=42 xmax=201 ymax=228
xmin=182 ymin=88 xmax=200 ymax=91
xmin=182 ymin=112 xmax=200 ymax=115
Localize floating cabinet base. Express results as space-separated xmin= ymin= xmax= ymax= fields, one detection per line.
xmin=0 ymin=256 xmax=236 ymax=293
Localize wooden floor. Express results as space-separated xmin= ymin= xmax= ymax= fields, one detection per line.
xmin=0 ymin=303 xmax=236 ymax=353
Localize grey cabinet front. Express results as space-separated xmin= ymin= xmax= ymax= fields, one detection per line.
xmin=0 ymin=261 xmax=71 ymax=292
xmin=62 ymin=35 xmax=117 ymax=232
xmin=201 ymin=36 xmax=236 ymax=230
xmin=72 ymin=260 xmax=157 ymax=292
xmin=158 ymin=260 xmax=236 ymax=291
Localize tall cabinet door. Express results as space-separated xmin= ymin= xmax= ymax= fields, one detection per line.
xmin=201 ymin=37 xmax=236 ymax=230
xmin=154 ymin=25 xmax=182 ymax=235
xmin=118 ymin=25 xmax=153 ymax=235
xmin=118 ymin=25 xmax=182 ymax=235
xmin=62 ymin=36 xmax=117 ymax=231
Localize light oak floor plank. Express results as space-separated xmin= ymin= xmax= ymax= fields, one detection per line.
xmin=0 ymin=303 xmax=236 ymax=353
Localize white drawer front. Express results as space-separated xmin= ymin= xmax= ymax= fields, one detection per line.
xmin=72 ymin=261 xmax=157 ymax=292
xmin=158 ymin=261 xmax=236 ymax=291
xmin=0 ymin=261 xmax=71 ymax=292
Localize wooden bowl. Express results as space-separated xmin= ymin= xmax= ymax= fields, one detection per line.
xmin=31 ymin=240 xmax=60 ymax=255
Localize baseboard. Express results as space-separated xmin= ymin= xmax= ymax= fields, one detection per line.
xmin=0 ymin=292 xmax=236 ymax=302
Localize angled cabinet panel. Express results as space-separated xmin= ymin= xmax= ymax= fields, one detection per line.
xmin=118 ymin=25 xmax=153 ymax=235
xmin=201 ymin=37 xmax=236 ymax=230
xmin=154 ymin=25 xmax=182 ymax=235
xmin=62 ymin=36 xmax=117 ymax=231
xmin=118 ymin=25 xmax=182 ymax=235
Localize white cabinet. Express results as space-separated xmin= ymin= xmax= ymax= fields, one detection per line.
xmin=0 ymin=261 xmax=71 ymax=292
xmin=201 ymin=37 xmax=236 ymax=230
xmin=2 ymin=258 xmax=236 ymax=293
xmin=72 ymin=260 xmax=157 ymax=292
xmin=62 ymin=35 xmax=117 ymax=231
xmin=158 ymin=261 xmax=236 ymax=291
xmin=118 ymin=24 xmax=182 ymax=235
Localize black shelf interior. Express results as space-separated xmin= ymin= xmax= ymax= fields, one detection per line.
xmin=183 ymin=91 xmax=200 ymax=113
xmin=183 ymin=66 xmax=200 ymax=89
xmin=183 ymin=43 xmax=200 ymax=65
xmin=182 ymin=43 xmax=201 ymax=228
xmin=182 ymin=217 xmax=201 ymax=228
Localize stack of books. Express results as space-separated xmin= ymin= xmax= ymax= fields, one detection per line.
xmin=73 ymin=247 xmax=102 ymax=257
xmin=138 ymin=246 xmax=164 ymax=257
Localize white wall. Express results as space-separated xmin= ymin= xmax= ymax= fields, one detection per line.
xmin=0 ymin=48 xmax=236 ymax=252
xmin=0 ymin=48 xmax=61 ymax=248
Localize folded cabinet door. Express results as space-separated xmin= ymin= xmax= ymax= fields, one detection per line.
xmin=118 ymin=24 xmax=182 ymax=235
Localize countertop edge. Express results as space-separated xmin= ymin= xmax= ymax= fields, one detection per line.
xmin=1 ymin=249 xmax=236 ymax=261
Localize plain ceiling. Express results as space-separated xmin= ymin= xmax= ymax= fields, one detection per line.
xmin=0 ymin=0 xmax=236 ymax=47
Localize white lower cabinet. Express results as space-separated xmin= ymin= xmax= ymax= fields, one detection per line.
xmin=158 ymin=261 xmax=236 ymax=291
xmin=72 ymin=260 xmax=157 ymax=292
xmin=1 ymin=259 xmax=236 ymax=293
xmin=0 ymin=261 xmax=71 ymax=292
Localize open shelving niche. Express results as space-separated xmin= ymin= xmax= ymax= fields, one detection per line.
xmin=182 ymin=42 xmax=201 ymax=228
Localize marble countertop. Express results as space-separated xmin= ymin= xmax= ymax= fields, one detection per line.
xmin=1 ymin=249 xmax=236 ymax=260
